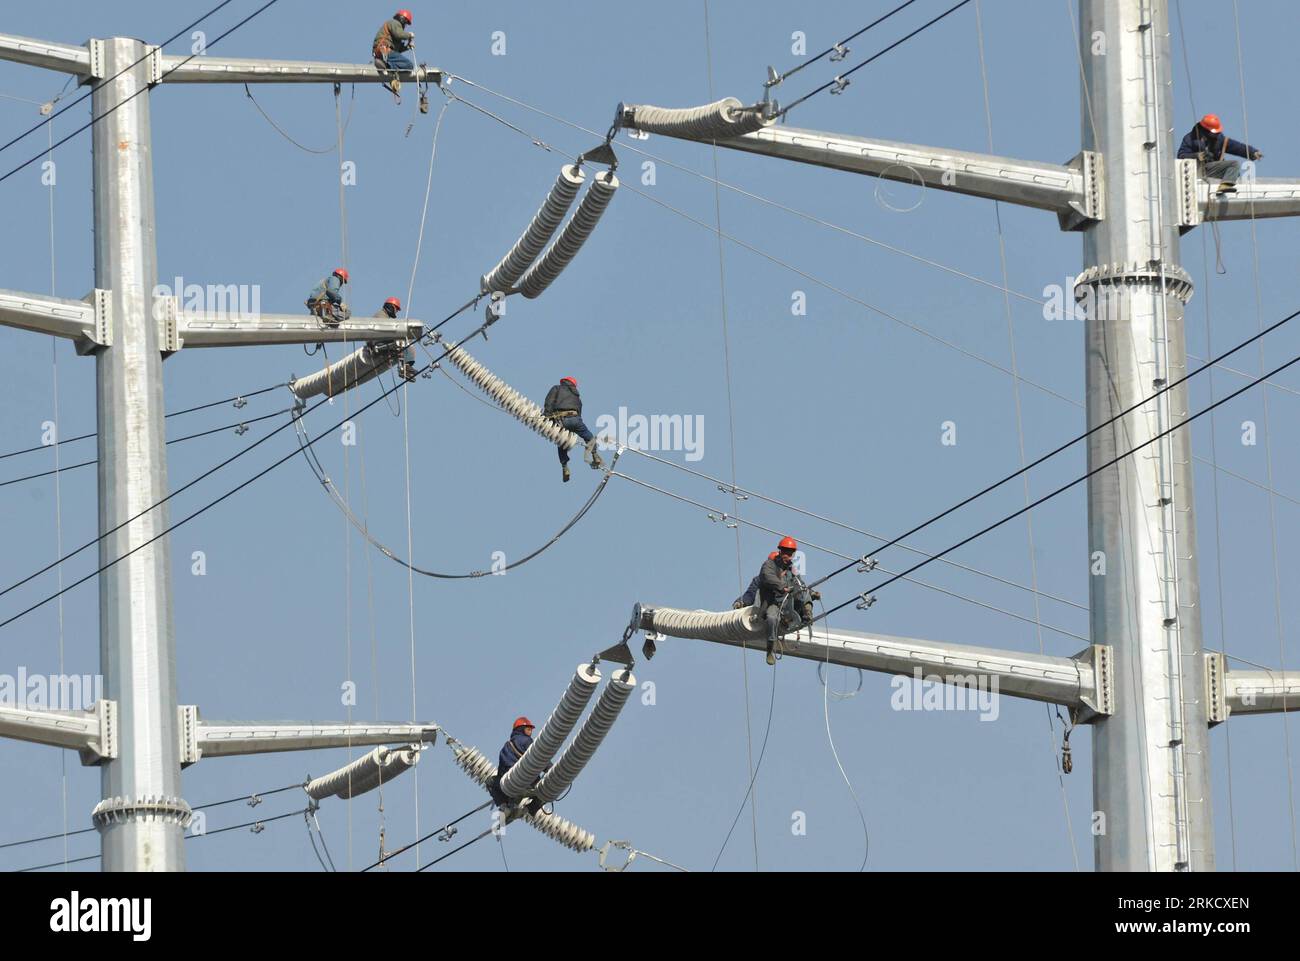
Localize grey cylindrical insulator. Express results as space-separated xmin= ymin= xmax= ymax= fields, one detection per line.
xmin=534 ymin=669 xmax=636 ymax=803
xmin=500 ymin=663 xmax=601 ymax=799
xmin=642 ymin=604 xmax=765 ymax=642
xmin=519 ymin=171 xmax=619 ymax=300
xmin=306 ymin=745 xmax=420 ymax=801
xmin=452 ymin=743 xmax=497 ymax=789
xmin=526 ymin=808 xmax=595 ymax=853
xmin=442 ymin=339 xmax=583 ymax=450
xmin=290 ymin=343 xmax=399 ymax=400
xmin=481 ymin=164 xmax=585 ymax=294
xmin=626 ymin=97 xmax=766 ymax=140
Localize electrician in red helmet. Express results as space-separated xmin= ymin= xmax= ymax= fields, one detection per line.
xmin=1177 ymin=113 xmax=1263 ymax=195
xmin=373 ymin=9 xmax=417 ymax=96
xmin=757 ymin=536 xmax=820 ymax=665
xmin=488 ymin=716 xmax=543 ymax=810
xmin=374 ymin=297 xmax=416 ymax=382
xmin=305 ymin=267 xmax=350 ymax=326
xmin=543 ymin=375 xmax=603 ymax=483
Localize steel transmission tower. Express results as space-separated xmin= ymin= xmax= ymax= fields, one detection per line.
xmin=629 ymin=0 xmax=1300 ymax=871
xmin=1 ymin=1 xmax=1297 ymax=873
xmin=0 ymin=32 xmax=440 ymax=870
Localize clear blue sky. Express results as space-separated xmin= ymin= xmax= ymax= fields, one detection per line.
xmin=2 ymin=0 xmax=1298 ymax=871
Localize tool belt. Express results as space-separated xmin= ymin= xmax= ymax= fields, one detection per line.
xmin=547 ymin=409 xmax=579 ymax=420
xmin=373 ymin=39 xmax=392 ymax=61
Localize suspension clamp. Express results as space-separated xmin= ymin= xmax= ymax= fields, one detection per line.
xmin=715 ymin=484 xmax=749 ymax=501
xmin=598 ymin=840 xmax=638 ymax=872
xmin=856 ymin=593 xmax=877 ymax=610
xmin=234 ymin=395 xmax=247 ymax=410
xmin=856 ymin=555 xmax=877 ymax=573
xmin=830 ymin=76 xmax=851 ymax=95
xmin=830 ymin=43 xmax=851 ymax=62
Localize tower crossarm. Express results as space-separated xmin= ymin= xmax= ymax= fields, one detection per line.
xmin=649 ymin=617 xmax=1113 ymax=717
xmin=1199 ymin=176 xmax=1300 ymax=223
xmin=1204 ymin=653 xmax=1298 ymax=723
xmin=157 ymin=54 xmax=441 ymax=86
xmin=0 ymin=33 xmax=91 ymax=76
xmin=0 ymin=288 xmax=103 ymax=345
xmin=656 ymin=122 xmax=1103 ymax=227
xmin=175 ymin=311 xmax=423 ymax=348
xmin=187 ymin=715 xmax=439 ymax=762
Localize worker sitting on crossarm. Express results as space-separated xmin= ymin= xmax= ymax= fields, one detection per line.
xmin=375 ymin=297 xmax=416 ymax=382
xmin=306 ymin=267 xmax=351 ymax=326
xmin=757 ymin=537 xmax=820 ymax=666
xmin=543 ymin=376 xmax=604 ymax=484
xmin=1177 ymin=113 xmax=1262 ymax=195
xmin=734 ymin=552 xmax=778 ymax=609
xmin=373 ymin=9 xmax=416 ymax=95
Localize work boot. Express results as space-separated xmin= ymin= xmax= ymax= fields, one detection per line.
xmin=398 ymin=361 xmax=417 ymax=383
xmin=386 ymin=76 xmax=402 ymax=96
xmin=765 ymin=646 xmax=776 ymax=667
xmin=586 ymin=439 xmax=604 ymax=470
xmin=1217 ymin=181 xmax=1237 ymax=195
xmin=562 ymin=464 xmax=571 ymax=483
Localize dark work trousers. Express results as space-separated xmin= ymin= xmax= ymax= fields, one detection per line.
xmin=557 ymin=415 xmax=595 ymax=466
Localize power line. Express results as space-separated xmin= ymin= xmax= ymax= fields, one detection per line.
xmin=777 ymin=0 xmax=923 ymax=84
xmin=0 ymin=311 xmax=485 ymax=632
xmin=0 ymin=383 xmax=283 ymax=463
xmin=779 ymin=0 xmax=976 ymax=119
xmin=1 ymin=782 xmax=303 ymax=852
xmin=0 ymin=0 xmax=284 ymax=187
xmin=810 ymin=304 xmax=1300 ymax=590
xmin=819 ymin=347 xmax=1300 ymax=618
xmin=0 ymin=296 xmax=478 ymax=615
xmin=0 ymin=0 xmax=239 ymax=157
xmin=360 ymin=799 xmax=492 ymax=871
xmin=0 ymin=408 xmax=291 ymax=489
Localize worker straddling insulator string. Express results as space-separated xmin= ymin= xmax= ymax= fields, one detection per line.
xmin=739 ymin=536 xmax=821 ymax=665
xmin=436 ymin=335 xmax=613 ymax=482
xmin=641 ymin=536 xmax=820 ymax=666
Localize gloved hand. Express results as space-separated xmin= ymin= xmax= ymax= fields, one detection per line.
xmin=732 ymin=600 xmax=743 ymax=610
xmin=811 ymin=590 xmax=822 ymax=601
xmin=1252 ymin=150 xmax=1263 ymax=160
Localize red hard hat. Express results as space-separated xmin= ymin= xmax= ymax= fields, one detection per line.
xmin=384 ymin=297 xmax=402 ymax=310
xmin=778 ymin=536 xmax=797 ymax=552
xmin=333 ymin=267 xmax=349 ymax=283
xmin=1200 ymin=113 xmax=1223 ymax=134
xmin=560 ymin=376 xmax=577 ymax=388
xmin=396 ymin=9 xmax=413 ymax=24
xmin=512 ymin=716 xmax=534 ymax=730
